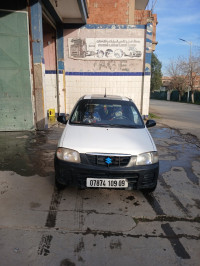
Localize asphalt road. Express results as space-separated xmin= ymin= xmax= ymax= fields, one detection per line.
xmin=150 ymin=99 xmax=200 ymax=141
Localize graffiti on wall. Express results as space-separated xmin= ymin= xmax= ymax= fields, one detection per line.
xmin=68 ymin=38 xmax=144 ymax=60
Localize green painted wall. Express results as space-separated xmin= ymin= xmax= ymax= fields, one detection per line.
xmin=0 ymin=10 xmax=34 ymax=131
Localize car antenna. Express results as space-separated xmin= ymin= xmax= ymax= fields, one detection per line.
xmin=104 ymin=88 xmax=107 ymax=98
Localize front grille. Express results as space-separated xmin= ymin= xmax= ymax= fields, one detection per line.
xmin=86 ymin=154 xmax=130 ymax=167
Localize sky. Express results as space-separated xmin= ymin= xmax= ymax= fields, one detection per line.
xmin=147 ymin=0 xmax=200 ymax=76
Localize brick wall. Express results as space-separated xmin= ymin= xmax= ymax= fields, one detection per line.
xmin=87 ymin=0 xmax=129 ymax=24
xmin=87 ymin=1 xmax=157 ymax=50
xmin=134 ymin=10 xmax=157 ymax=50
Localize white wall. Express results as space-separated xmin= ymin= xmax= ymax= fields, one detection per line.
xmin=63 ymin=25 xmax=152 ymax=116
xmin=65 ymin=75 xmax=145 ymax=114
xmin=44 ymin=73 xmax=57 ymax=115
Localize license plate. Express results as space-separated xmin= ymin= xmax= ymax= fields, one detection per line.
xmin=86 ymin=178 xmax=128 ymax=188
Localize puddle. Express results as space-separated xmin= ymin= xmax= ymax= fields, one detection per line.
xmin=0 ymin=124 xmax=199 ymax=182
xmin=149 ymin=126 xmax=200 ymax=185
xmin=0 ymin=125 xmax=64 ymax=177
xmin=149 ymin=127 xmax=179 ymax=139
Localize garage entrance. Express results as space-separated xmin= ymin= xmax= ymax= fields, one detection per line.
xmin=0 ymin=10 xmax=33 ymax=131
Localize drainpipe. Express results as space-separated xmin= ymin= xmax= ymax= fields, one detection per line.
xmin=27 ymin=0 xmax=37 ymax=128
xmin=140 ymin=26 xmax=147 ymax=116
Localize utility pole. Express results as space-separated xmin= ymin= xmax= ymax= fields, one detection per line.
xmin=179 ymin=38 xmax=192 ymax=103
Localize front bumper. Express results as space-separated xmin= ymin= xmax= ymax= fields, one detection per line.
xmin=54 ymin=155 xmax=159 ymax=190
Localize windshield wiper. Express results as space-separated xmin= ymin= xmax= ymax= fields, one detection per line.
xmin=91 ymin=123 xmax=110 ymax=127
xmin=108 ymin=124 xmax=138 ymax=128
xmin=70 ymin=122 xmax=109 ymax=127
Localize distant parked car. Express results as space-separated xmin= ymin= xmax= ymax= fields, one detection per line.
xmin=55 ymin=95 xmax=159 ymax=193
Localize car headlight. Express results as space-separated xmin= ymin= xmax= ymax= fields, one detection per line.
xmin=136 ymin=151 xmax=158 ymax=165
xmin=56 ymin=148 xmax=80 ymax=163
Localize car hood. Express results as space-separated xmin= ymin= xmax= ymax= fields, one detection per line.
xmin=58 ymin=124 xmax=156 ymax=155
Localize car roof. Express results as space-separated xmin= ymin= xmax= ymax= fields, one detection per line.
xmin=82 ymin=94 xmax=131 ymax=102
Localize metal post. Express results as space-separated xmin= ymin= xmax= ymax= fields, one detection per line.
xmin=179 ymin=38 xmax=192 ymax=102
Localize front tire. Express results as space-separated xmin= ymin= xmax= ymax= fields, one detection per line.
xmin=55 ymin=179 xmax=66 ymax=190
xmin=141 ymin=184 xmax=157 ymax=194
xmin=55 ymin=173 xmax=66 ymax=190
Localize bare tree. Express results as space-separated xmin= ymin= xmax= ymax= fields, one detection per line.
xmin=166 ymin=58 xmax=187 ymax=101
xmin=179 ymin=55 xmax=200 ymax=103
xmin=168 ymin=76 xmax=187 ymax=101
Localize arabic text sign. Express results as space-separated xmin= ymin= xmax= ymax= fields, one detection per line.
xmin=68 ymin=38 xmax=144 ymax=60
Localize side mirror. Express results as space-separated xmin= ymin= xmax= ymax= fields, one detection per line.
xmin=146 ymin=119 xmax=156 ymax=128
xmin=57 ymin=115 xmax=67 ymax=124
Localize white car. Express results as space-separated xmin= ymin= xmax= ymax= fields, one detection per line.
xmin=55 ymin=95 xmax=159 ymax=193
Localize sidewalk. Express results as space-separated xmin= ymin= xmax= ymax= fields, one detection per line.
xmin=150 ymin=99 xmax=200 ymax=142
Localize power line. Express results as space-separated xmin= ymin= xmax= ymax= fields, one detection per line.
xmin=151 ymin=0 xmax=158 ymax=13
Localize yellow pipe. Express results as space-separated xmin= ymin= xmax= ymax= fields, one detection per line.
xmin=63 ymin=70 xmax=66 ymax=114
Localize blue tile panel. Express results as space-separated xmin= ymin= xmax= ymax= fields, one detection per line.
xmin=57 ymin=28 xmax=65 ymax=70
xmin=145 ymin=23 xmax=153 ymax=73
xmin=45 ymin=71 xmax=151 ymax=76
xmin=45 ymin=70 xmax=63 ymax=74
xmin=30 ymin=0 xmax=44 ymax=64
xmin=65 ymin=72 xmax=151 ymax=76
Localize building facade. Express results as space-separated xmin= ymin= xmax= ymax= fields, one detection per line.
xmin=0 ymin=0 xmax=157 ymax=131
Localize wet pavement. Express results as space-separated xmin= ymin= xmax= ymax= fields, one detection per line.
xmin=0 ymin=123 xmax=200 ymax=266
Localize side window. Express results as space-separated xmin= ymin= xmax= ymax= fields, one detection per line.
xmin=71 ymin=110 xmax=79 ymax=122
xmin=131 ymin=106 xmax=140 ymax=124
xmin=71 ymin=102 xmax=87 ymax=123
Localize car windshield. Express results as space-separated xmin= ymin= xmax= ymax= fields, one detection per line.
xmin=70 ymin=99 xmax=144 ymax=128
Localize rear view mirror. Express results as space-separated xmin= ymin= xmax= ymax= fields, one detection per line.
xmin=146 ymin=119 xmax=156 ymax=128
xmin=57 ymin=116 xmax=67 ymax=124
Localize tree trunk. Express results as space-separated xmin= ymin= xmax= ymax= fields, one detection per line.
xmin=179 ymin=93 xmax=181 ymax=102
xmin=191 ymin=91 xmax=194 ymax=103
xmin=187 ymin=88 xmax=190 ymax=103
xmin=167 ymin=90 xmax=172 ymax=101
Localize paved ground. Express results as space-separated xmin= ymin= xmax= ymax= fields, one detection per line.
xmin=150 ymin=99 xmax=200 ymax=141
xmin=0 ymin=120 xmax=200 ymax=266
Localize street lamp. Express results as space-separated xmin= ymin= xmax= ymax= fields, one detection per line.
xmin=179 ymin=38 xmax=192 ymax=102
xmin=179 ymin=38 xmax=192 ymax=59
